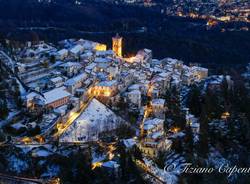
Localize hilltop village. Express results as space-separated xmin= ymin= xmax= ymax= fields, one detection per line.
xmin=2 ymin=35 xmax=248 ymax=184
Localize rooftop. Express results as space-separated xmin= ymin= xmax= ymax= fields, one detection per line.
xmin=98 ymin=80 xmax=117 ymax=87
xmin=152 ymin=98 xmax=165 ymax=106
xmin=43 ymin=86 xmax=71 ymax=105
xmin=144 ymin=118 xmax=164 ymax=130
xmin=64 ymin=73 xmax=87 ymax=86
xmin=60 ymin=98 xmax=125 ymax=142
xmin=70 ymin=44 xmax=84 ymax=54
xmin=50 ymin=76 xmax=64 ymax=83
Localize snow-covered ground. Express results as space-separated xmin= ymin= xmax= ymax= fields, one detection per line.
xmin=60 ymin=98 xmax=126 ymax=143
xmin=143 ymin=157 xmax=181 ymax=184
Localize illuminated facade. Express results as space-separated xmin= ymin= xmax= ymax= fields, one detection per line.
xmin=207 ymin=19 xmax=218 ymax=27
xmin=90 ymin=80 xmax=118 ymax=97
xmin=151 ymin=98 xmax=166 ymax=119
xmin=43 ymin=87 xmax=72 ymax=109
xmin=112 ymin=34 xmax=123 ymax=57
xmin=139 ymin=118 xmax=171 ymax=157
xmin=95 ymin=43 xmax=107 ymax=51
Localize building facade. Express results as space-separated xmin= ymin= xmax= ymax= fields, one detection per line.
xmin=112 ymin=34 xmax=123 ymax=57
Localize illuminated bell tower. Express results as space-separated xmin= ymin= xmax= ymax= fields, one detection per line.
xmin=112 ymin=33 xmax=122 ymax=57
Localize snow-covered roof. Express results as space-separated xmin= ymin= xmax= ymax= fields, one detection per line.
xmin=94 ymin=57 xmax=111 ymax=63
xmin=11 ymin=122 xmax=26 ymax=130
xmin=26 ymin=92 xmax=38 ymax=100
xmin=54 ymin=105 xmax=68 ymax=115
xmin=31 ymin=149 xmax=52 ymax=157
xmin=64 ymin=73 xmax=87 ymax=86
xmin=191 ymin=66 xmax=208 ymax=72
xmin=57 ymin=48 xmax=68 ymax=55
xmin=98 ymin=80 xmax=117 ymax=87
xmin=85 ymin=63 xmax=97 ymax=70
xmin=128 ymin=84 xmax=141 ymax=91
xmin=60 ymin=62 xmax=81 ymax=68
xmin=158 ymin=72 xmax=170 ymax=78
xmin=50 ymin=76 xmax=63 ymax=83
xmin=60 ymin=98 xmax=125 ymax=142
xmin=70 ymin=44 xmax=84 ymax=54
xmin=102 ymin=161 xmax=120 ymax=169
xmin=96 ymin=50 xmax=114 ymax=56
xmin=81 ymin=52 xmax=93 ymax=57
xmin=43 ymin=87 xmax=71 ymax=105
xmin=143 ymin=118 xmax=164 ymax=130
xmin=75 ymin=39 xmax=100 ymax=50
xmin=143 ymin=48 xmax=152 ymax=53
xmin=169 ymin=132 xmax=186 ymax=139
xmin=151 ymin=131 xmax=163 ymax=139
xmin=128 ymin=90 xmax=141 ymax=95
xmin=152 ymin=98 xmax=165 ymax=106
xmin=123 ymin=138 xmax=136 ymax=148
xmin=191 ymin=122 xmax=200 ymax=129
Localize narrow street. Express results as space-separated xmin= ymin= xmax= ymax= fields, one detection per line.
xmin=52 ymin=95 xmax=94 ymax=139
xmin=135 ymin=159 xmax=166 ymax=184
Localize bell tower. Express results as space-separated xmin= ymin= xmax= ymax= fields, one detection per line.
xmin=112 ymin=33 xmax=122 ymax=57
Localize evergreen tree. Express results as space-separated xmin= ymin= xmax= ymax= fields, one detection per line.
xmin=184 ymin=125 xmax=194 ymax=161
xmin=14 ymin=83 xmax=22 ymax=109
xmin=204 ymin=88 xmax=223 ymax=119
xmin=118 ymin=144 xmax=128 ymax=180
xmin=164 ymin=89 xmax=171 ymax=103
xmin=172 ymin=138 xmax=183 ymax=154
xmin=50 ymin=55 xmax=56 ymax=63
xmin=155 ymin=151 xmax=166 ymax=169
xmin=117 ymin=97 xmax=127 ymax=111
xmin=198 ymin=106 xmax=209 ymax=158
xmin=132 ymin=146 xmax=143 ymax=161
xmin=187 ymin=85 xmax=202 ymax=116
xmin=0 ymin=130 xmax=5 ymax=142
xmin=0 ymin=99 xmax=8 ymax=119
xmin=173 ymin=114 xmax=186 ymax=130
xmin=221 ymin=76 xmax=229 ymax=106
